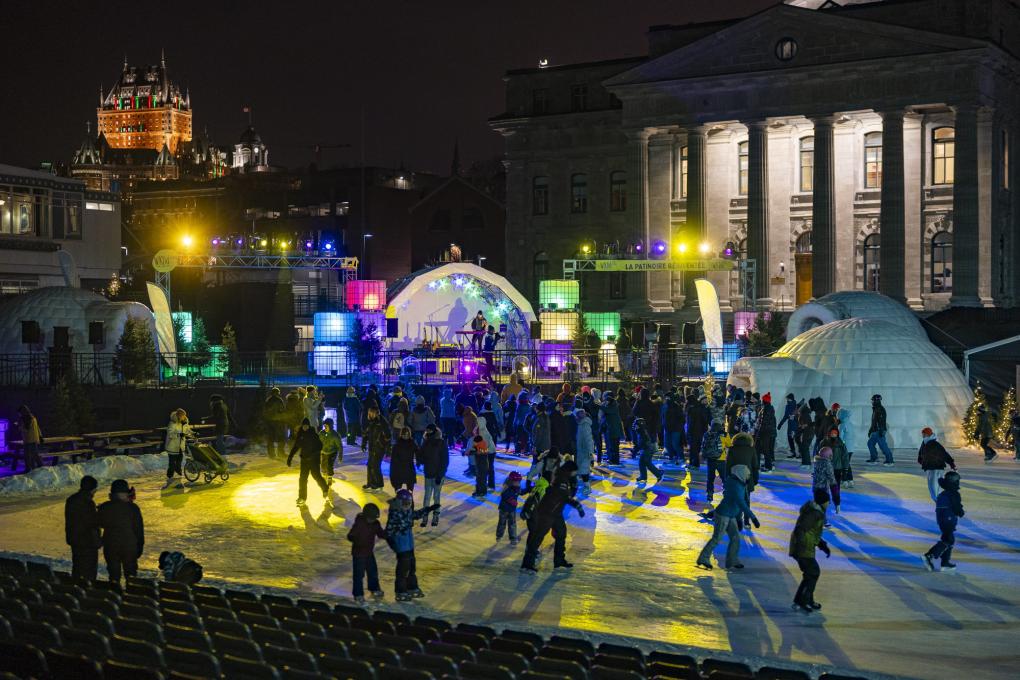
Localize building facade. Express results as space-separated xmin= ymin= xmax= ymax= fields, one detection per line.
xmin=0 ymin=164 xmax=121 ymax=295
xmin=493 ymin=0 xmax=1020 ymax=314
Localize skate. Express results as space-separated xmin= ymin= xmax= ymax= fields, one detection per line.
xmin=553 ymin=560 xmax=573 ymax=569
xmin=362 ymin=483 xmax=372 ymax=490
xmin=395 ymin=592 xmax=412 ymax=602
xmin=922 ymin=554 xmax=937 ymax=571
xmin=695 ymin=560 xmax=712 ymax=571
xmin=727 ymin=563 xmax=745 ymax=570
xmin=985 ymin=452 xmax=998 ymax=462
xmin=353 ymin=596 xmax=366 ymax=605
xmin=161 ymin=478 xmax=174 ymax=489
xmin=420 ymin=515 xmax=428 ymax=528
xmin=792 ymin=602 xmax=813 ymax=613
xmin=761 ymin=466 xmax=774 ymax=473
xmin=520 ymin=565 xmax=538 ymax=574
xmin=510 ymin=538 xmax=519 ymax=546
xmin=799 ymin=464 xmax=811 ymax=470
xmin=882 ymin=462 xmax=895 ymax=467
xmin=431 ymin=511 xmax=440 ymax=527
xmin=410 ymin=588 xmax=425 ymax=598
xmin=941 ymin=562 xmax=957 ymax=572
xmin=371 ymin=590 xmax=385 ymax=598
xmin=866 ymin=460 xmax=879 ymax=465
xmin=834 ymin=504 xmax=840 ymax=514
xmin=323 ymin=494 xmax=334 ymax=508
xmin=809 ymin=601 xmax=822 ymax=610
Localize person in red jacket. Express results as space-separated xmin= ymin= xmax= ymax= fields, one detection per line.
xmin=346 ymin=503 xmax=386 ymax=604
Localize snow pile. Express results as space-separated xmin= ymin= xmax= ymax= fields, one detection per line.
xmin=0 ymin=454 xmax=167 ymax=497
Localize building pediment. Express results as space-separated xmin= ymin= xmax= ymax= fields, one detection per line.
xmin=606 ymin=4 xmax=988 ymax=89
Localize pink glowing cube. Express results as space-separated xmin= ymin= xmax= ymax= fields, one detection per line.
xmin=346 ymin=280 xmax=386 ymax=312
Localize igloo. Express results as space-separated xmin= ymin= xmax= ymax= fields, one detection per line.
xmin=729 ymin=317 xmax=973 ymax=448
xmin=786 ymin=290 xmax=925 ymax=341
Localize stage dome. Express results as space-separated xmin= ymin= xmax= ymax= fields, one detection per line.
xmin=386 ymin=263 xmax=537 ymax=351
xmin=786 ymin=290 xmax=924 ymax=341
xmin=730 ymin=317 xmax=972 ymax=448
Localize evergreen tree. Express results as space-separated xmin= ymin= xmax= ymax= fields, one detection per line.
xmin=51 ymin=376 xmax=76 ymax=436
xmin=995 ymin=386 xmax=1016 ymax=447
xmin=221 ymin=322 xmax=239 ymax=376
xmin=744 ymin=312 xmax=787 ymax=356
xmin=962 ymin=382 xmax=988 ymax=447
xmin=351 ymin=318 xmax=382 ymax=371
xmin=115 ymin=318 xmax=156 ymax=384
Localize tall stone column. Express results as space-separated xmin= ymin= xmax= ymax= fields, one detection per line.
xmin=683 ymin=125 xmax=708 ymax=306
xmin=950 ymin=104 xmax=981 ymax=306
xmin=810 ymin=116 xmax=836 ymax=298
xmin=879 ymin=110 xmax=906 ymax=304
xmin=746 ymin=120 xmax=771 ymax=306
xmin=628 ymin=129 xmax=669 ymax=310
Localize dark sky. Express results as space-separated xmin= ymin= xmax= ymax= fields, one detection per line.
xmin=2 ymin=0 xmax=771 ymax=175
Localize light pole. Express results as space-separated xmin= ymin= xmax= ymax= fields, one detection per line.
xmin=361 ymin=233 xmax=373 ymax=278
xmin=477 ymin=255 xmax=487 ymax=268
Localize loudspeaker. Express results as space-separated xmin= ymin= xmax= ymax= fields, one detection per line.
xmin=386 ymin=318 xmax=399 ymax=339
xmin=21 ymin=320 xmax=40 ymax=345
xmin=53 ymin=326 xmax=70 ymax=349
xmin=89 ymin=321 xmax=105 ymax=345
xmin=656 ymin=323 xmax=672 ymax=345
xmin=630 ymin=322 xmax=645 ymax=347
xmin=530 ymin=321 xmax=542 ymax=340
xmin=681 ymin=322 xmax=696 ymax=344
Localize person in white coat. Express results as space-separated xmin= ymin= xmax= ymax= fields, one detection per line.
xmin=574 ymin=409 xmax=595 ymax=495
xmin=303 ymin=386 xmax=325 ymax=429
xmin=163 ymin=409 xmax=194 ymax=489
xmin=475 ymin=418 xmax=497 ymax=490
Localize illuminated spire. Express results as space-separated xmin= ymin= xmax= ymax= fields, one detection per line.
xmin=161 ymin=47 xmax=166 ymax=67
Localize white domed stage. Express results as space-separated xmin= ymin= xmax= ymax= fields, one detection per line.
xmin=731 ymin=294 xmax=973 ymax=447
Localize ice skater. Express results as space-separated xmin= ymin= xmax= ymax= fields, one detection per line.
xmin=632 ymin=417 xmax=663 ymax=486
xmin=520 ymin=461 xmax=584 ymax=572
xmin=319 ymin=418 xmax=344 ymax=488
xmin=389 ymin=427 xmax=418 ymax=494
xmin=812 ymin=446 xmax=838 ymax=524
xmin=385 ymin=489 xmax=439 ymax=601
xmin=362 ymin=407 xmax=390 ymax=491
xmin=923 ymin=471 xmax=964 ymax=572
xmin=288 ymin=418 xmax=330 ymax=507
xmin=696 ymin=464 xmax=759 ymax=570
xmin=417 ymin=424 xmax=448 ymax=527
xmin=866 ymin=394 xmax=894 ymax=466
xmin=974 ymin=404 xmax=997 ymax=461
xmin=162 ymin=409 xmax=194 ymax=489
xmin=347 ymin=502 xmax=386 ymax=604
xmin=917 ymin=427 xmax=956 ymax=502
xmin=496 ymin=471 xmax=523 ymax=544
xmin=789 ymin=488 xmax=832 ymax=612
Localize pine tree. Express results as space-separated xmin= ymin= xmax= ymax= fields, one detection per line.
xmin=744 ymin=312 xmax=787 ymax=356
xmin=51 ymin=376 xmax=77 ymax=436
xmin=995 ymin=386 xmax=1016 ymax=447
xmin=962 ymin=382 xmax=988 ymax=447
xmin=351 ymin=318 xmax=382 ymax=371
xmin=221 ymin=322 xmax=239 ymax=376
xmin=115 ymin=318 xmax=156 ymax=384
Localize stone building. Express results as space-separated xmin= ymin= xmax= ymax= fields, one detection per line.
xmin=492 ymin=0 xmax=1020 ymax=314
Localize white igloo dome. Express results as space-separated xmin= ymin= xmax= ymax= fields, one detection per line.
xmin=730 ymin=317 xmax=972 ymax=448
xmin=786 ymin=291 xmax=924 ymax=341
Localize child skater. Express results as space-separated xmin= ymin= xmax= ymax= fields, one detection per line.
xmin=385 ymin=489 xmax=438 ymax=602
xmin=789 ymin=488 xmax=832 ymax=612
xmin=497 ymin=471 xmax=523 ymax=545
xmin=346 ymin=503 xmax=386 ymax=604
xmin=923 ymin=471 xmax=964 ymax=572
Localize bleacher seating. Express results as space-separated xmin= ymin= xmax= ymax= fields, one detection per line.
xmin=0 ymin=556 xmax=871 ymax=680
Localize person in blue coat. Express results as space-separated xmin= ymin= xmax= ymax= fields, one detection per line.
xmin=696 ymin=464 xmax=760 ymax=570
xmin=385 ymin=489 xmax=439 ymax=601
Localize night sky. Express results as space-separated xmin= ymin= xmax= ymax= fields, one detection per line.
xmin=2 ymin=0 xmax=771 ymax=175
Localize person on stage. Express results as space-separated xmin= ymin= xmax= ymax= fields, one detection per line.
xmin=482 ymin=325 xmax=502 ymax=382
xmin=468 ymin=310 xmax=487 ymax=354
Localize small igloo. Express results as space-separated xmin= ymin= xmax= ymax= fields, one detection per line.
xmin=730 ymin=317 xmax=972 ymax=448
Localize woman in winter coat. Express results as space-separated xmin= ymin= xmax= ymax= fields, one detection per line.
xmin=696 ymin=464 xmax=759 ymax=570
xmin=389 ymin=427 xmax=418 ymax=493
xmin=417 ymin=424 xmax=448 ymax=526
xmin=287 ymin=418 xmax=329 ymax=506
xmin=555 ymin=382 xmax=573 ymax=405
xmin=975 ymin=405 xmax=997 ymax=461
xmin=362 ymin=407 xmax=391 ymax=491
xmin=385 ymin=489 xmax=439 ymax=601
xmin=390 ymin=398 xmax=410 ymax=442
xmin=342 ymin=387 xmax=362 ymax=446
xmin=531 ymin=403 xmax=552 ymax=456
xmin=820 ymin=428 xmax=850 ymax=492
xmin=285 ymin=391 xmax=304 ymax=442
xmin=549 ymin=402 xmax=571 ymax=455
xmin=600 ymin=394 xmax=624 ymax=465
xmin=812 ymin=446 xmax=839 ymax=518
xmin=574 ymin=409 xmax=595 ymax=494
xmin=162 ymin=409 xmax=193 ymax=488
xmin=462 ymin=406 xmax=478 ymax=450
xmin=789 ymin=488 xmax=832 ymax=612
xmin=918 ymin=427 xmax=956 ymax=502
xmin=407 ymin=396 xmax=436 ymax=447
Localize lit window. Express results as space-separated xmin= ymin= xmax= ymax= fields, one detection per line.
xmin=800 ymin=136 xmax=814 ymax=192
xmin=931 ymin=231 xmax=952 ymax=293
xmin=796 ymin=231 xmax=812 ymax=253
xmin=680 ymin=145 xmax=688 ymax=198
xmin=609 ymin=171 xmax=627 ymax=212
xmin=863 ymin=233 xmax=880 ymax=291
xmin=932 ymin=127 xmax=955 ymax=185
xmin=864 ymin=132 xmax=883 ymax=188
xmin=570 ymin=173 xmax=588 ymax=213
xmin=532 ymin=176 xmax=549 ymax=215
xmin=738 ymin=142 xmax=749 ymax=195
xmin=775 ymin=38 xmax=798 ymax=61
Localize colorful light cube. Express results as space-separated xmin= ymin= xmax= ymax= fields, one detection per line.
xmin=540 ymin=311 xmax=578 ymax=342
xmin=584 ymin=312 xmax=621 ymax=341
xmin=539 ymin=279 xmax=579 ymax=310
xmin=346 ymin=280 xmax=386 ymax=311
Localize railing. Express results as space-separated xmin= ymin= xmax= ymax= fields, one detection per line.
xmin=0 ymin=345 xmax=748 ymax=388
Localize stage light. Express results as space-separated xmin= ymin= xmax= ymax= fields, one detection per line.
xmin=304 ymin=240 xmax=314 ymax=250
xmin=699 ymin=241 xmax=710 ymax=255
xmin=651 ymin=240 xmax=667 ymax=257
xmin=260 ymin=238 xmax=268 ymax=247
xmin=581 ymin=244 xmax=591 ymax=255
xmin=181 ymin=234 xmax=194 ymax=248
xmin=323 ymin=242 xmax=333 ymax=251
xmin=235 ymin=238 xmax=244 ymax=246
xmin=211 ymin=237 xmax=221 ymax=246
xmin=676 ymin=242 xmax=688 ymax=255
xmin=721 ymin=241 xmax=736 ymax=259
xmin=281 ymin=241 xmax=290 ymax=250
xmin=635 ymin=242 xmax=643 ymax=253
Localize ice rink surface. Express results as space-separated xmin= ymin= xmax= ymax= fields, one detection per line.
xmin=2 ymin=443 xmax=1018 ymax=679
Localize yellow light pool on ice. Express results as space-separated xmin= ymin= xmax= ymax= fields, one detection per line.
xmin=230 ymin=475 xmax=370 ymax=529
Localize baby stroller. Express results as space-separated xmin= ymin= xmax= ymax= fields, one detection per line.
xmin=183 ymin=441 xmax=230 ymax=484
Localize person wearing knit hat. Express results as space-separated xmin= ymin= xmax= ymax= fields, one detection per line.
xmin=757 ymin=391 xmax=778 ymax=473
xmin=789 ymin=488 xmax=831 ymax=612
xmin=917 ymin=426 xmax=956 ymax=502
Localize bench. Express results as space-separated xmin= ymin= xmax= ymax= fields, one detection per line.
xmin=107 ymin=441 xmax=162 ymax=453
xmin=41 ymin=449 xmax=96 ymax=464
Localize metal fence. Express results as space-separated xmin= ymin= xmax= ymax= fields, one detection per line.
xmin=0 ymin=345 xmax=747 ymax=388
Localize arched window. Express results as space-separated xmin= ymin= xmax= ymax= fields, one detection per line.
xmin=931 ymin=230 xmax=952 ymax=293
xmin=863 ymin=233 xmax=880 ymax=291
xmin=738 ymin=142 xmax=749 ymax=195
xmin=796 ymin=231 xmax=812 ymax=253
xmin=864 ymin=132 xmax=882 ymax=189
xmin=799 ymin=137 xmax=814 ymax=192
xmin=570 ymin=173 xmax=588 ymax=213
xmin=933 ymin=127 xmax=955 ymax=185
xmin=609 ymin=171 xmax=627 ymax=212
xmin=679 ymin=145 xmax=688 ymax=198
xmin=532 ymin=176 xmax=549 ymax=215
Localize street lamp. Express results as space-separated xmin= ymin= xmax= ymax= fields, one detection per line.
xmin=362 ymin=233 xmax=373 ymax=278
xmin=477 ymin=255 xmax=487 ymax=267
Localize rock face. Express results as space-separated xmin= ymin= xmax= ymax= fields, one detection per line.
xmin=730 ymin=317 xmax=973 ymax=448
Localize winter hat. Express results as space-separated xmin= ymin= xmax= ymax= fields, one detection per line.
xmin=817 ymin=447 xmax=833 ymax=460
xmin=871 ymin=394 xmax=882 ymax=402
xmin=939 ymin=471 xmax=961 ymax=490
xmin=785 ymin=393 xmax=795 ymax=400
xmin=110 ymin=479 xmax=130 ymax=494
xmin=921 ymin=427 xmax=934 ymax=438
xmin=829 ymin=428 xmax=839 ymax=437
xmin=813 ymin=488 xmax=831 ymax=505
xmin=733 ymin=432 xmax=754 ymax=446
xmin=762 ymin=393 xmax=771 ymax=404
xmin=415 ymin=395 xmax=425 ymax=405
xmin=395 ymin=489 xmax=413 ymax=503
xmin=830 ymin=402 xmax=840 ymax=411
xmin=508 ymin=471 xmax=523 ymax=483
xmin=425 ymin=423 xmax=438 ymax=434
xmin=730 ymin=464 xmax=751 ymax=483
xmin=300 ymin=417 xmax=312 ymax=428
xmin=346 ymin=387 xmax=356 ymax=396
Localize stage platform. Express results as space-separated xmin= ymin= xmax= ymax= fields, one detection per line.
xmin=1 ymin=444 xmax=1018 ymax=679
